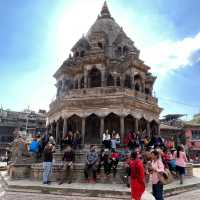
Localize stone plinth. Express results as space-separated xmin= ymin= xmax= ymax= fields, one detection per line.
xmin=186 ymin=163 xmax=193 ymax=176
xmin=8 ymin=163 xmax=31 ymax=179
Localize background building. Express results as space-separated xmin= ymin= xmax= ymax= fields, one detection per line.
xmin=0 ymin=108 xmax=46 ymax=156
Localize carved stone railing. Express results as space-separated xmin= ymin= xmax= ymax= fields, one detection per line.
xmin=49 ymin=87 xmax=158 ymax=109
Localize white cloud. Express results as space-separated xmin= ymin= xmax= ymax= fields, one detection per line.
xmin=141 ymin=32 xmax=200 ymax=75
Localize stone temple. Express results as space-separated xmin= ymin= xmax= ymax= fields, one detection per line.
xmin=47 ymin=1 xmax=162 ymax=146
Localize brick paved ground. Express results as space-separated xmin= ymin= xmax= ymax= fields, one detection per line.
xmin=1 ymin=189 xmax=200 ymax=200
xmin=166 ymin=189 xmax=200 ymax=200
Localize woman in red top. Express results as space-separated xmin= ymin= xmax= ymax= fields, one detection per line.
xmin=129 ymin=151 xmax=145 ymax=200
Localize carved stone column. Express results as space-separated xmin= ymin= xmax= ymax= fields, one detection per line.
xmin=146 ymin=121 xmax=150 ymax=137
xmin=131 ymin=73 xmax=134 ymax=89
xmin=121 ymin=74 xmax=125 ymax=87
xmin=84 ymin=69 xmax=87 ymax=88
xmin=56 ymin=121 xmax=59 ymax=145
xmin=63 ymin=118 xmax=67 ymax=139
xmin=50 ymin=123 xmax=53 ymax=135
xmin=82 ymin=118 xmax=86 ymax=145
xmin=134 ymin=118 xmax=139 ymax=134
xmin=114 ymin=76 xmax=117 ymax=86
xmin=78 ymin=78 xmax=81 ymax=89
xmin=120 ymin=116 xmax=125 ymax=142
xmin=157 ymin=123 xmax=160 ymax=136
xmin=101 ymin=69 xmax=105 ymax=87
xmin=100 ymin=117 xmax=105 ymax=140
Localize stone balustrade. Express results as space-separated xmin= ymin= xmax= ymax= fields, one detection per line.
xmin=49 ymin=87 xmax=158 ymax=110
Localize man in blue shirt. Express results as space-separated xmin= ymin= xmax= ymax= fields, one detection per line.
xmin=29 ymin=137 xmax=41 ymax=162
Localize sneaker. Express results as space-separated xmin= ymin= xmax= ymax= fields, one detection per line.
xmin=68 ymin=181 xmax=72 ymax=184
xmin=43 ymin=181 xmax=47 ymax=184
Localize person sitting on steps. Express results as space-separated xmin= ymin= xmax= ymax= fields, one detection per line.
xmin=58 ymin=145 xmax=75 ymax=184
xmin=84 ymin=145 xmax=98 ymax=183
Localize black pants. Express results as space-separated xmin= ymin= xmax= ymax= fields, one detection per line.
xmin=103 ymin=140 xmax=111 ymax=149
xmin=152 ymin=181 xmax=164 ymax=200
xmin=111 ymin=160 xmax=118 ymax=177
xmin=84 ymin=164 xmax=97 ymax=180
xmin=104 ymin=161 xmax=112 ymax=175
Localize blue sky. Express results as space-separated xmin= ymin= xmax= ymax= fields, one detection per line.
xmin=0 ymin=0 xmax=200 ymax=120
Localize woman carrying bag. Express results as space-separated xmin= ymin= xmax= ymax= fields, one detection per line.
xmin=151 ymin=150 xmax=165 ymax=200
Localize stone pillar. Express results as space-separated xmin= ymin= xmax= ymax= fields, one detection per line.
xmin=120 ymin=116 xmax=125 ymax=142
xmin=100 ymin=117 xmax=105 ymax=140
xmin=56 ymin=121 xmax=59 ymax=145
xmin=82 ymin=118 xmax=86 ymax=145
xmin=101 ymin=69 xmax=105 ymax=87
xmin=50 ymin=123 xmax=53 ymax=135
xmin=121 ymin=74 xmax=125 ymax=87
xmin=131 ymin=69 xmax=134 ymax=89
xmin=84 ymin=69 xmax=87 ymax=88
xmin=63 ymin=118 xmax=67 ymax=139
xmin=146 ymin=121 xmax=150 ymax=137
xmin=134 ymin=118 xmax=139 ymax=134
xmin=78 ymin=78 xmax=81 ymax=89
xmin=157 ymin=123 xmax=160 ymax=136
xmin=114 ymin=76 xmax=117 ymax=86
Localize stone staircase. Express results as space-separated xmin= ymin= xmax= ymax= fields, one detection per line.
xmin=31 ymin=146 xmax=126 ymax=184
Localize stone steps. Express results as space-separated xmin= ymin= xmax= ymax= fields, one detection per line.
xmin=31 ymin=162 xmax=125 ymax=183
xmin=1 ymin=173 xmax=156 ymax=200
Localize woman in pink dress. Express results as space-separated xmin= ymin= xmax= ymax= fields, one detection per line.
xmin=174 ymin=145 xmax=188 ymax=184
xmin=151 ymin=150 xmax=164 ymax=200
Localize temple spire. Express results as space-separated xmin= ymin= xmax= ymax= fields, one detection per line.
xmin=100 ymin=1 xmax=111 ymax=18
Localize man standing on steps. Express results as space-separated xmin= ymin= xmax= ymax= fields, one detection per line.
xmin=84 ymin=145 xmax=98 ymax=183
xmin=59 ymin=145 xmax=75 ymax=184
xmin=43 ymin=143 xmax=53 ymax=184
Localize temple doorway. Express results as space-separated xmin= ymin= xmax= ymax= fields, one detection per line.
xmin=85 ymin=114 xmax=100 ymax=144
xmin=150 ymin=120 xmax=159 ymax=136
xmin=104 ymin=113 xmax=120 ymax=135
xmin=125 ymin=115 xmax=135 ymax=135
xmin=67 ymin=115 xmax=82 ymax=134
xmin=138 ymin=117 xmax=147 ymax=134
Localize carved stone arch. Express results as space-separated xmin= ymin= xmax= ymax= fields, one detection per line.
xmin=80 ymin=50 xmax=85 ymax=57
xmin=124 ymin=114 xmax=135 ymax=135
xmin=106 ymin=73 xmax=114 ymax=86
xmin=115 ymin=46 xmax=122 ymax=57
xmin=67 ymin=114 xmax=82 ymax=134
xmin=85 ymin=114 xmax=100 ymax=144
xmin=104 ymin=112 xmax=120 ymax=134
xmin=124 ymin=74 xmax=132 ymax=88
xmin=138 ymin=117 xmax=147 ymax=133
xmin=150 ymin=120 xmax=159 ymax=137
xmin=134 ymin=74 xmax=144 ymax=92
xmin=75 ymin=51 xmax=79 ymax=57
xmin=123 ymin=46 xmax=129 ymax=56
xmin=88 ymin=66 xmax=102 ymax=88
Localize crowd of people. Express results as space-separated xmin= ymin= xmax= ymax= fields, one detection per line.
xmin=13 ymin=129 xmax=189 ymax=200
xmin=122 ymin=132 xmax=188 ymax=200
